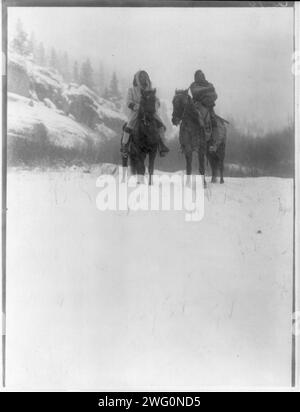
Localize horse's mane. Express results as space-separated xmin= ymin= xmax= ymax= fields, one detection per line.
xmin=172 ymin=88 xmax=198 ymax=123
xmin=174 ymin=89 xmax=189 ymax=96
xmin=172 ymin=89 xmax=189 ymax=107
xmin=139 ymin=88 xmax=156 ymax=116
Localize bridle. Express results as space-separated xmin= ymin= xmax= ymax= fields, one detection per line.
xmin=173 ymin=87 xmax=191 ymax=125
xmin=181 ymin=87 xmax=191 ymax=122
xmin=174 ymin=88 xmax=212 ymax=137
xmin=139 ymin=92 xmax=155 ymax=127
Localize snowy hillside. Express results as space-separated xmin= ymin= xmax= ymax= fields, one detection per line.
xmin=6 ymin=168 xmax=293 ymax=389
xmin=8 ymin=92 xmax=101 ymax=147
xmin=7 ymin=51 xmax=126 ymax=165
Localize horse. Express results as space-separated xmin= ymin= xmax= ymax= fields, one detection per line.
xmin=206 ymin=116 xmax=227 ymax=184
xmin=171 ymin=89 xmax=208 ymax=186
xmin=129 ymin=88 xmax=160 ymax=185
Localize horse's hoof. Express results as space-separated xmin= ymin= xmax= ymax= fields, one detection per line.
xmin=211 ymin=177 xmax=217 ymax=183
xmin=220 ymin=179 xmax=224 ymax=184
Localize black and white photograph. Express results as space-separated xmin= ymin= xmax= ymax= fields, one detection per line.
xmin=1 ymin=0 xmax=299 ymax=392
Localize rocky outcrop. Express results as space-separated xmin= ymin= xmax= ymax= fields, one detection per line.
xmin=8 ymin=55 xmax=31 ymax=98
xmin=63 ymin=84 xmax=126 ymax=133
xmin=7 ymin=52 xmax=128 ymax=166
xmin=7 ymin=51 xmax=126 ymax=132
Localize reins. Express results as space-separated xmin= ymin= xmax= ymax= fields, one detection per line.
xmin=181 ymin=87 xmax=191 ymax=121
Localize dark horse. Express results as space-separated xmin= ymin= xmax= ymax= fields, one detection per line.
xmin=172 ymin=89 xmax=207 ymax=186
xmin=129 ymin=88 xmax=160 ymax=185
xmin=172 ymin=89 xmax=227 ymax=184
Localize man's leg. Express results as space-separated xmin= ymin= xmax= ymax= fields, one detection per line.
xmin=194 ymin=102 xmax=206 ymax=128
xmin=120 ymin=125 xmax=132 ymax=170
xmin=209 ymin=108 xmax=218 ymax=128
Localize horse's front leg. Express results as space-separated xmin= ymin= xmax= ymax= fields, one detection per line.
xmin=185 ymin=151 xmax=192 ymax=186
xmin=148 ymin=149 xmax=157 ymax=185
xmin=220 ymin=159 xmax=224 ymax=184
xmin=135 ymin=151 xmax=146 ymax=184
xmin=210 ymin=156 xmax=217 ymax=183
xmin=198 ymin=149 xmax=207 ymax=188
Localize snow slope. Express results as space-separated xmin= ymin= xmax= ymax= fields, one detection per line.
xmin=6 ymin=169 xmax=293 ymax=389
xmin=7 ymin=52 xmax=127 ymax=164
xmin=62 ymin=84 xmax=127 ymax=125
xmin=8 ymin=92 xmax=102 ymax=148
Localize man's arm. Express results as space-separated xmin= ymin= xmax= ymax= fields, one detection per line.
xmin=190 ymin=82 xmax=215 ymax=98
xmin=126 ymin=88 xmax=139 ymax=111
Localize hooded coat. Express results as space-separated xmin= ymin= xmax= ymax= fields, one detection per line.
xmin=126 ymin=71 xmax=165 ymax=129
xmin=190 ymin=70 xmax=218 ymax=108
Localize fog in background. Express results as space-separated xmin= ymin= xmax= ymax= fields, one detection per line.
xmin=8 ymin=6 xmax=294 ymax=133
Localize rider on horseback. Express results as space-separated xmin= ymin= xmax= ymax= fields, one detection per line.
xmin=190 ymin=70 xmax=218 ymax=130
xmin=190 ymin=70 xmax=229 ymax=155
xmin=121 ymin=70 xmax=169 ymax=158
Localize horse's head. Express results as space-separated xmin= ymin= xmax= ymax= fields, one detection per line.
xmin=172 ymin=89 xmax=190 ymax=126
xmin=139 ymin=88 xmax=157 ymax=118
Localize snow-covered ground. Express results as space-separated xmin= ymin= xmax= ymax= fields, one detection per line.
xmin=6 ymin=168 xmax=293 ymax=389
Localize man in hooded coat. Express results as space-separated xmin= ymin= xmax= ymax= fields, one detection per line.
xmin=121 ymin=70 xmax=169 ymax=157
xmin=190 ymin=69 xmax=218 ymax=129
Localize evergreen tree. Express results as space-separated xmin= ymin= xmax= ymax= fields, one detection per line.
xmin=108 ymin=71 xmax=122 ymax=101
xmin=97 ymin=61 xmax=105 ymax=95
xmin=62 ymin=51 xmax=71 ymax=82
xmin=28 ymin=31 xmax=37 ymax=60
xmin=11 ymin=18 xmax=30 ymax=56
xmin=50 ymin=48 xmax=58 ymax=70
xmin=103 ymin=86 xmax=110 ymax=100
xmin=37 ymin=42 xmax=46 ymax=66
xmin=73 ymin=60 xmax=79 ymax=83
xmin=56 ymin=51 xmax=65 ymax=76
xmin=79 ymin=59 xmax=94 ymax=90
xmin=45 ymin=47 xmax=51 ymax=67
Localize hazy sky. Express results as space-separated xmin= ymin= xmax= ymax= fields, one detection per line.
xmin=8 ymin=6 xmax=294 ymax=132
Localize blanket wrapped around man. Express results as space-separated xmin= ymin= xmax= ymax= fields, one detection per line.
xmin=190 ymin=70 xmax=218 ymax=109
xmin=190 ymin=69 xmax=228 ymax=150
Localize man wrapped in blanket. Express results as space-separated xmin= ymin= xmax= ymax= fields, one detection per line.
xmin=190 ymin=69 xmax=218 ymax=131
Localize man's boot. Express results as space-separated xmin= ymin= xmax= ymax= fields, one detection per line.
xmin=120 ymin=124 xmax=132 ymax=164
